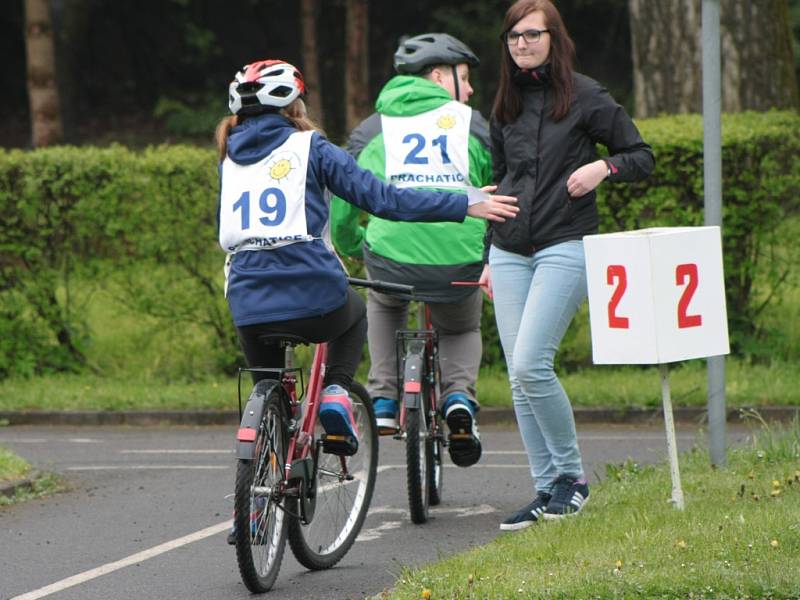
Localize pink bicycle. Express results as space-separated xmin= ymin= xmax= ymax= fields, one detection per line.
xmin=230 ymin=278 xmax=411 ymax=593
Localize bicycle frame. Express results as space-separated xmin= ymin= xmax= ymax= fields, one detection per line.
xmin=235 ymin=341 xmax=352 ymax=522
xmin=282 ymin=342 xmax=334 ymax=496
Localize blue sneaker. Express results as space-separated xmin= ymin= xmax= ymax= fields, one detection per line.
xmin=227 ymin=497 xmax=266 ymax=545
xmin=318 ymin=385 xmax=359 ymax=454
xmin=543 ymin=474 xmax=590 ymax=519
xmin=500 ymin=492 xmax=552 ymax=531
xmin=442 ymin=393 xmax=482 ymax=467
xmin=373 ymin=397 xmax=399 ymax=434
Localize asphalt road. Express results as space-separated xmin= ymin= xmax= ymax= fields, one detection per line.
xmin=0 ymin=422 xmax=755 ymax=600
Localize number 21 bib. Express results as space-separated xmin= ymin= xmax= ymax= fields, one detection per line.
xmin=382 ymin=101 xmax=471 ymax=190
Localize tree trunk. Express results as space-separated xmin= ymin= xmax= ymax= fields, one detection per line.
xmin=719 ymin=1 xmax=799 ymax=111
xmin=24 ymin=0 xmax=63 ymax=146
xmin=629 ymin=0 xmax=701 ymax=116
xmin=300 ymin=0 xmax=325 ymax=127
xmin=629 ymin=0 xmax=799 ymax=117
xmin=345 ymin=0 xmax=370 ymax=132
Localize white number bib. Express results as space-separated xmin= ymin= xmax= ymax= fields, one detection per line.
xmin=219 ymin=130 xmax=314 ymax=253
xmin=382 ymin=101 xmax=471 ymax=190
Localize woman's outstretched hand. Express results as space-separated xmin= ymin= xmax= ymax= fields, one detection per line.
xmin=466 ymin=185 xmax=518 ymax=222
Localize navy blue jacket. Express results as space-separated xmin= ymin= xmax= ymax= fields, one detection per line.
xmin=220 ymin=113 xmax=469 ymax=326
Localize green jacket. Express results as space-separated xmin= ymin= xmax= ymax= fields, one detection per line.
xmin=330 ymin=76 xmax=492 ymax=300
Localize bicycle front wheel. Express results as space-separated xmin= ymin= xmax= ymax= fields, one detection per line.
xmin=428 ymin=422 xmax=444 ymax=506
xmin=234 ymin=383 xmax=289 ymax=593
xmin=287 ymin=381 xmax=378 ymax=570
xmin=406 ymin=402 xmax=431 ymax=524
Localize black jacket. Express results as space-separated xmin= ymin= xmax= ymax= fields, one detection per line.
xmin=488 ymin=68 xmax=655 ymax=257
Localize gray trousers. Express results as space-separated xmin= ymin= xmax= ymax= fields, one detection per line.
xmin=366 ymin=288 xmax=483 ymax=407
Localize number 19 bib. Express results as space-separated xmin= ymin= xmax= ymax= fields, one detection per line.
xmin=219 ymin=130 xmax=314 ymax=253
xmin=382 ymin=101 xmax=471 ymax=190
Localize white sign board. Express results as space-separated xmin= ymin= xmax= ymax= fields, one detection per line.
xmin=584 ymin=226 xmax=730 ymax=364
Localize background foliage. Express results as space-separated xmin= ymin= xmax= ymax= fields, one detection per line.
xmin=3 ymin=0 xmax=632 ymax=147
xmin=1 ymin=111 xmax=797 ymax=380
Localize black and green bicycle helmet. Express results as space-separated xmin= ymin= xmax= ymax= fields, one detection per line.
xmin=393 ymin=33 xmax=479 ymax=74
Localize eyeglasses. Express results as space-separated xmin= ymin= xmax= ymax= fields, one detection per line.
xmin=502 ymin=29 xmax=549 ymax=45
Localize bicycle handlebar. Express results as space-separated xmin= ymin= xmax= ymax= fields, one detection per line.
xmin=347 ymin=277 xmax=415 ymax=296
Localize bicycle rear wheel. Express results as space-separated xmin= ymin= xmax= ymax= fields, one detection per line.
xmin=234 ymin=383 xmax=289 ymax=593
xmin=287 ymin=381 xmax=378 ymax=570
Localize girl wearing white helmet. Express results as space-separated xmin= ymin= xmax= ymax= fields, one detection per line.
xmin=216 ymin=59 xmax=518 ymax=456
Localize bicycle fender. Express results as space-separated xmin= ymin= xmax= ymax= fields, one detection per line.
xmin=402 ymin=344 xmax=425 ymax=410
xmin=235 ymin=380 xmax=282 ymax=460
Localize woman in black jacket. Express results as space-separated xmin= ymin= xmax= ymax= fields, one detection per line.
xmin=482 ymin=0 xmax=655 ymax=531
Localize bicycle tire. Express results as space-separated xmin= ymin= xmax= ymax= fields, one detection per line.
xmin=287 ymin=381 xmax=378 ymax=570
xmin=234 ymin=382 xmax=290 ymax=593
xmin=427 ymin=423 xmax=444 ymax=506
xmin=405 ymin=402 xmax=431 ymax=523
xmin=427 ymin=352 xmax=444 ymax=506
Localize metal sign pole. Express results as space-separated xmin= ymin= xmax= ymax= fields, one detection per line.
xmin=702 ymin=0 xmax=727 ymax=467
xmin=659 ymin=364 xmax=685 ymax=510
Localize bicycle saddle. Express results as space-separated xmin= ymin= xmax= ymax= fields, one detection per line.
xmin=257 ymin=333 xmax=311 ymax=347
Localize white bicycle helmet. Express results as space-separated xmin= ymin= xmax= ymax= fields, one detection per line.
xmin=228 ymin=60 xmax=306 ymax=115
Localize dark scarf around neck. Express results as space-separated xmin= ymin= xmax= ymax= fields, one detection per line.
xmin=512 ymin=63 xmax=551 ymax=88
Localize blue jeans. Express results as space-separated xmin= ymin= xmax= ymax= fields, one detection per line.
xmin=489 ymin=241 xmax=587 ymax=493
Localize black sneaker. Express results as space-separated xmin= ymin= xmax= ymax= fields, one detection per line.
xmin=543 ymin=474 xmax=589 ymax=519
xmin=499 ymin=492 xmax=552 ymax=531
xmin=443 ymin=393 xmax=482 ymax=467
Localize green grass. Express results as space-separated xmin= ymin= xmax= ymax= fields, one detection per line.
xmin=1 ymin=357 xmax=799 ymax=412
xmin=385 ymin=421 xmax=800 ymax=599
xmin=0 ymin=446 xmax=61 ymax=506
xmin=0 ymin=446 xmax=31 ymax=482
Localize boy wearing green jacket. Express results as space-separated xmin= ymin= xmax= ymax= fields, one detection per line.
xmin=331 ymin=33 xmax=491 ymax=467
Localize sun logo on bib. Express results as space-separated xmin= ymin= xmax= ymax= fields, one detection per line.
xmin=266 ymin=151 xmax=301 ymax=183
xmin=436 ymin=114 xmax=457 ymax=130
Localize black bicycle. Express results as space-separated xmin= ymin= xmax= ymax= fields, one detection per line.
xmin=351 ymin=278 xmax=447 ymax=524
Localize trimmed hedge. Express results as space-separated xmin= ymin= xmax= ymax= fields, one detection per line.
xmin=0 ymin=111 xmax=798 ymax=377
xmin=599 ymin=111 xmax=800 ymax=358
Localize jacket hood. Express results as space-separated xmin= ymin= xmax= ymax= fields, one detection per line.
xmin=375 ymin=75 xmax=454 ymax=117
xmin=226 ymin=112 xmax=296 ymax=165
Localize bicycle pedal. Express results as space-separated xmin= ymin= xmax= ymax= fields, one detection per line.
xmin=378 ymin=426 xmax=400 ymax=437
xmin=321 ymin=433 xmax=358 ymax=456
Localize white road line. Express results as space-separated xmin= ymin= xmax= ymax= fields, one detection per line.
xmin=119 ymin=449 xmax=231 ymax=454
xmin=579 ymin=434 xmax=697 ymax=441
xmin=356 ymin=520 xmax=403 ymax=541
xmin=65 ymin=465 xmax=227 ymax=471
xmin=369 ymin=504 xmax=497 ymax=516
xmin=9 ymin=521 xmax=231 ymax=600
xmin=377 ymin=464 xmax=529 ymax=470
xmin=359 ymin=504 xmax=498 ymax=541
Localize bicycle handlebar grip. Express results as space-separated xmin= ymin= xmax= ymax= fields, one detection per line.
xmin=347 ymin=277 xmax=415 ymax=296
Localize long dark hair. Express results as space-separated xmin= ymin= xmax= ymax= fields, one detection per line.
xmin=215 ymin=99 xmax=323 ymax=161
xmin=492 ymin=0 xmax=576 ymax=124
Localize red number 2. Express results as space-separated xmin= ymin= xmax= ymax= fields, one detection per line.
xmin=676 ymin=263 xmax=702 ymax=328
xmin=606 ymin=265 xmax=629 ymax=329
